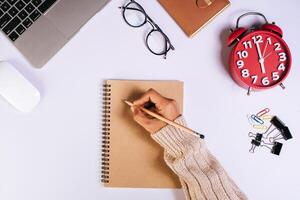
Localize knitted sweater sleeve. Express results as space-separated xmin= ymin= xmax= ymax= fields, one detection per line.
xmin=151 ymin=116 xmax=248 ymax=200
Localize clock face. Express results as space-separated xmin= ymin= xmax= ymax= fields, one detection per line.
xmin=230 ymin=30 xmax=291 ymax=89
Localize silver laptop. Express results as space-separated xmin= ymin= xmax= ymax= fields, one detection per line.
xmin=0 ymin=0 xmax=110 ymax=68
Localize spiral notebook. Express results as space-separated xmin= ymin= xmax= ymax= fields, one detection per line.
xmin=101 ymin=80 xmax=183 ymax=188
xmin=159 ymin=0 xmax=230 ymax=37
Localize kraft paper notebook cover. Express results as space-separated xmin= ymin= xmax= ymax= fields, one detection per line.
xmin=101 ymin=80 xmax=183 ymax=188
xmin=159 ymin=0 xmax=230 ymax=37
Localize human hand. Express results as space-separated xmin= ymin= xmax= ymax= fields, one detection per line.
xmin=131 ymin=89 xmax=181 ymax=134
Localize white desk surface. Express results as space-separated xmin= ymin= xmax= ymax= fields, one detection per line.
xmin=1 ymin=0 xmax=300 ymax=199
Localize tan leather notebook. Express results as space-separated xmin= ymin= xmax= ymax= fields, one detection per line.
xmin=101 ymin=80 xmax=183 ymax=188
xmin=159 ymin=0 xmax=230 ymax=37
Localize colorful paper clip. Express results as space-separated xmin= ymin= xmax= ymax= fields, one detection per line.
xmin=260 ymin=114 xmax=273 ymax=121
xmin=253 ymin=124 xmax=268 ymax=130
xmin=251 ymin=114 xmax=264 ymax=125
xmin=247 ymin=115 xmax=258 ymax=126
xmin=256 ymin=108 xmax=270 ymax=117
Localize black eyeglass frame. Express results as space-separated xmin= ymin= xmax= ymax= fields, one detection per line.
xmin=119 ymin=0 xmax=175 ymax=59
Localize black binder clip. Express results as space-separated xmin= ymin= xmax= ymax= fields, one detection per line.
xmin=249 ymin=133 xmax=263 ymax=153
xmin=250 ymin=137 xmax=284 ymax=156
xmin=271 ymin=142 xmax=283 ymax=156
xmin=281 ymin=126 xmax=292 ymax=140
xmin=270 ymin=116 xmax=285 ymax=130
xmin=248 ymin=132 xmax=283 ymax=155
xmin=266 ymin=116 xmax=293 ymax=142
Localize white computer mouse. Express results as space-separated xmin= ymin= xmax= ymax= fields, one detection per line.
xmin=0 ymin=61 xmax=40 ymax=112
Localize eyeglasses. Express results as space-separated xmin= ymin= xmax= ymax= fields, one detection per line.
xmin=119 ymin=0 xmax=174 ymax=59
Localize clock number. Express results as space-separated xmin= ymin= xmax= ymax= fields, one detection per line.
xmin=252 ymin=35 xmax=263 ymax=44
xmin=241 ymin=69 xmax=249 ymax=78
xmin=262 ymin=77 xmax=270 ymax=86
xmin=237 ymin=60 xmax=244 ymax=69
xmin=267 ymin=37 xmax=272 ymax=45
xmin=243 ymin=41 xmax=252 ymax=49
xmin=272 ymin=72 xmax=280 ymax=81
xmin=251 ymin=75 xmax=258 ymax=84
xmin=278 ymin=63 xmax=285 ymax=71
xmin=274 ymin=43 xmax=281 ymax=51
xmin=237 ymin=51 xmax=248 ymax=59
xmin=278 ymin=52 xmax=286 ymax=62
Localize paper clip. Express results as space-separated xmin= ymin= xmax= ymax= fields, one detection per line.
xmin=253 ymin=124 xmax=268 ymax=130
xmin=246 ymin=114 xmax=253 ymax=125
xmin=247 ymin=114 xmax=258 ymax=126
xmin=261 ymin=115 xmax=273 ymax=121
xmin=251 ymin=114 xmax=264 ymax=125
xmin=256 ymin=108 xmax=270 ymax=117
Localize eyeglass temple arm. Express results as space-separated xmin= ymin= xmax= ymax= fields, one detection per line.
xmin=118 ymin=6 xmax=141 ymax=11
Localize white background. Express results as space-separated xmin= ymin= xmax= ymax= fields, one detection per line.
xmin=1 ymin=0 xmax=300 ymax=199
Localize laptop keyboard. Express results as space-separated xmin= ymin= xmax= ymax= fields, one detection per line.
xmin=0 ymin=0 xmax=57 ymax=42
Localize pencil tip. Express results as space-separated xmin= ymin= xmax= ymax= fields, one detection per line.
xmin=194 ymin=132 xmax=205 ymax=139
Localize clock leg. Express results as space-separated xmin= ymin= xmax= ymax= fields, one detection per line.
xmin=279 ymin=83 xmax=286 ymax=90
xmin=247 ymin=87 xmax=252 ymax=96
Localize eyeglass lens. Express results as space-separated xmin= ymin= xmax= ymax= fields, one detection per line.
xmin=123 ymin=2 xmax=146 ymax=27
xmin=147 ymin=30 xmax=170 ymax=56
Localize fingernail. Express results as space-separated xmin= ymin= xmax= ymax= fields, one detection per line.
xmin=131 ymin=106 xmax=139 ymax=114
xmin=130 ymin=106 xmax=135 ymax=113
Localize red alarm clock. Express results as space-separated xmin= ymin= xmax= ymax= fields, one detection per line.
xmin=228 ymin=12 xmax=292 ymax=95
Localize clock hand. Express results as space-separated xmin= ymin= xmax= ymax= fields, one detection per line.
xmin=262 ymin=40 xmax=268 ymax=57
xmin=263 ymin=51 xmax=273 ymax=59
xmin=255 ymin=42 xmax=266 ymax=74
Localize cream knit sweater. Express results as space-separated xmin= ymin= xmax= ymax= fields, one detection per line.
xmin=151 ymin=116 xmax=248 ymax=200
